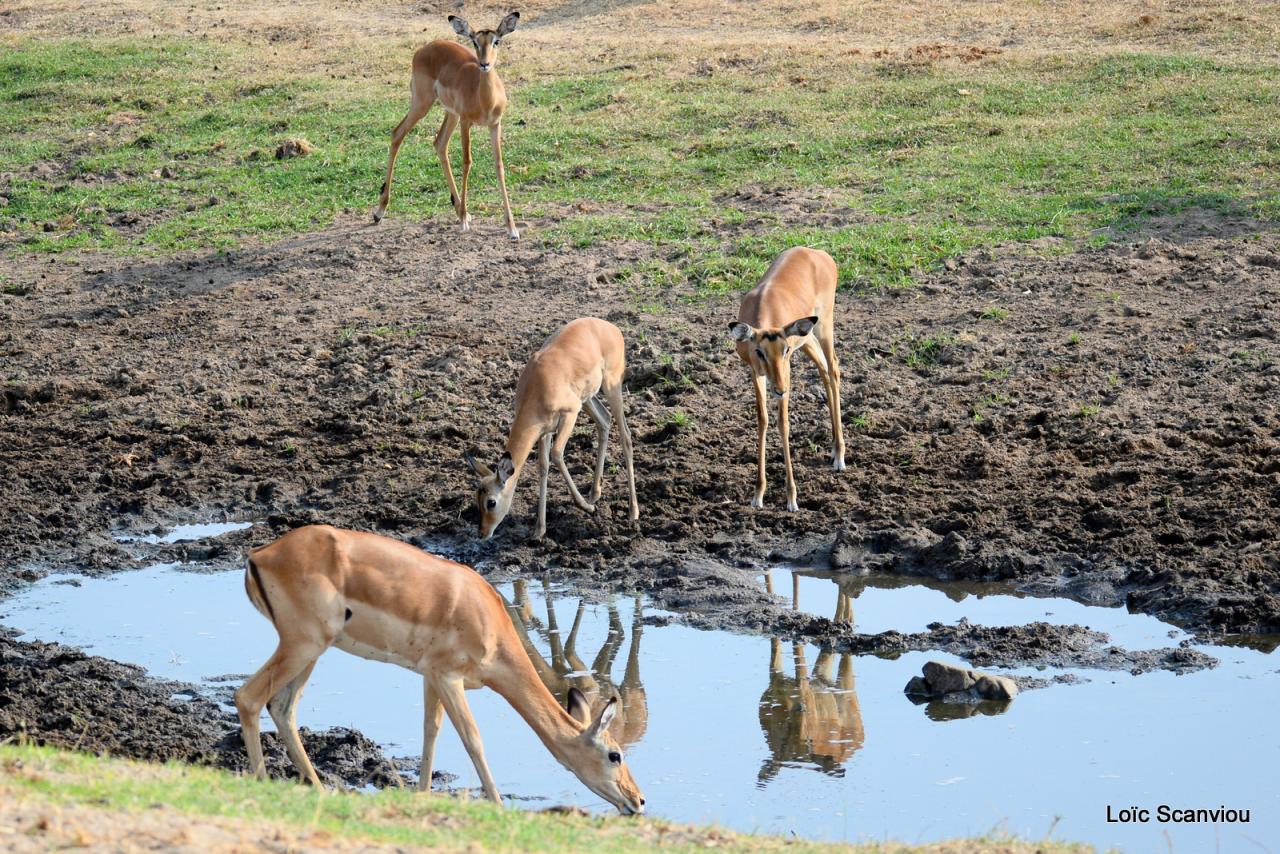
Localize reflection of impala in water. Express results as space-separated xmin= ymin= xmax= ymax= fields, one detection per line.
xmin=758 ymin=570 xmax=864 ymax=782
xmin=506 ymin=580 xmax=647 ymax=748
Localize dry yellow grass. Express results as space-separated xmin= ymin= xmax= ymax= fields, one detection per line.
xmin=5 ymin=0 xmax=1279 ymax=82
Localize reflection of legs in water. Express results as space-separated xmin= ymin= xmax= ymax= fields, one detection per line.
xmin=758 ymin=636 xmax=865 ymax=783
xmin=834 ymin=590 xmax=853 ymax=625
xmin=614 ymin=596 xmax=648 ymax=748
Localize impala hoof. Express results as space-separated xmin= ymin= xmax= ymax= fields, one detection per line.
xmin=460 ymin=218 xmax=471 ymax=233
xmin=833 ymin=455 xmax=846 ymax=472
xmin=508 ymin=227 xmax=520 ymax=240
xmin=750 ymin=495 xmax=765 ymax=509
xmin=371 ymin=208 xmax=384 ymax=224
xmin=786 ymin=498 xmax=799 ymax=512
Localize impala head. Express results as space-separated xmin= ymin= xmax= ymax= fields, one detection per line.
xmin=465 ymin=450 xmax=517 ymax=539
xmin=449 ymin=12 xmax=520 ymax=73
xmin=564 ymin=688 xmax=646 ymax=815
xmin=729 ymin=316 xmax=819 ymax=399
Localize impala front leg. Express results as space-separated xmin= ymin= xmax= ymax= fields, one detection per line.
xmin=459 ymin=121 xmax=473 ymax=232
xmin=535 ymin=432 xmax=551 ymax=540
xmin=435 ymin=676 xmax=502 ymax=804
xmin=419 ymin=678 xmax=444 ymax=792
xmin=751 ymin=372 xmax=769 ymax=509
xmin=490 ymin=123 xmax=519 ymax=240
xmin=778 ymin=393 xmax=798 ymax=512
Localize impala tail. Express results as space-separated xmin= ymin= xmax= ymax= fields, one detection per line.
xmin=244 ymin=556 xmax=277 ymax=626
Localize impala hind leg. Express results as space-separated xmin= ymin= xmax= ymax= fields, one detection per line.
xmin=584 ymin=396 xmax=612 ymax=503
xmin=435 ymin=676 xmax=503 ymax=804
xmin=605 ymin=382 xmax=638 ymax=522
xmin=433 ymin=113 xmax=462 ymax=223
xmin=236 ymin=639 xmax=327 ymax=783
xmin=490 ymin=123 xmax=519 ymax=240
xmin=266 ymin=659 xmax=321 ymax=786
xmin=374 ymin=87 xmax=434 ymax=223
xmin=419 ymin=679 xmax=445 ymax=792
xmin=552 ymin=406 xmax=595 ymax=513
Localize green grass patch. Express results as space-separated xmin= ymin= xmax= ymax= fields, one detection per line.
xmin=3 ymin=36 xmax=1279 ymax=294
xmin=0 ymin=745 xmax=1093 ymax=853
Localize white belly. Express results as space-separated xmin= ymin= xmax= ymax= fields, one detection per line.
xmin=333 ymin=633 xmax=421 ymax=671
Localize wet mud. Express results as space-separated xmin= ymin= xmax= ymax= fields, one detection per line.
xmin=0 ymin=636 xmax=421 ymax=788
xmin=1 ymin=211 xmax=1277 ymax=769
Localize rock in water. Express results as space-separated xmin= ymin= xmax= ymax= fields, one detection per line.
xmin=906 ymin=660 xmax=1018 ymax=703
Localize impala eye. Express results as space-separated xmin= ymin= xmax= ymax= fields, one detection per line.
xmin=485 ymin=498 xmax=497 ymax=510
xmin=755 ymin=348 xmax=765 ymax=359
xmin=608 ymin=751 xmax=622 ymax=764
xmin=494 ymin=38 xmax=501 ymax=45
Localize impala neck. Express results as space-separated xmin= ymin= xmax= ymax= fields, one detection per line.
xmin=503 ymin=419 xmax=542 ymax=487
xmin=488 ymin=640 xmax=585 ymax=767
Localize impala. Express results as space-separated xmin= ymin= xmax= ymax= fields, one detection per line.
xmin=729 ymin=247 xmax=845 ymax=511
xmin=466 ymin=317 xmax=638 ymax=540
xmin=235 ymin=525 xmax=645 ymax=814
xmin=373 ymin=12 xmax=521 ymax=239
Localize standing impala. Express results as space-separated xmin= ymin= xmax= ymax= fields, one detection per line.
xmin=466 ymin=317 xmax=638 ymax=540
xmin=729 ymin=247 xmax=845 ymax=511
xmin=373 ymin=12 xmax=521 ymax=239
xmin=235 ymin=525 xmax=645 ymax=814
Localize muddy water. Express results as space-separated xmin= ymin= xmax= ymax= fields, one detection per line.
xmin=3 ymin=557 xmax=1277 ymax=852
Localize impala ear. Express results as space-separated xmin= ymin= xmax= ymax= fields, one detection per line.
xmin=464 ymin=450 xmax=491 ymax=478
xmin=495 ymin=452 xmax=515 ymax=486
xmin=586 ymin=695 xmax=619 ymax=741
xmin=448 ymin=15 xmax=472 ymax=37
xmin=566 ymin=686 xmax=592 ymax=725
xmin=496 ymin=11 xmax=520 ymax=37
xmin=784 ymin=315 xmax=819 ymax=338
xmin=728 ymin=321 xmax=753 ymax=342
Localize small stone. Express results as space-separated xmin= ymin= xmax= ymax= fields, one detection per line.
xmin=904 ymin=676 xmax=930 ymax=697
xmin=974 ymin=674 xmax=1019 ymax=701
xmin=922 ymin=661 xmax=977 ymax=694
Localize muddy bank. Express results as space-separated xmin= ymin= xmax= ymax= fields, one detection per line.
xmin=0 ymin=635 xmax=421 ymax=788
xmin=1 ymin=216 xmax=1278 ymax=644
